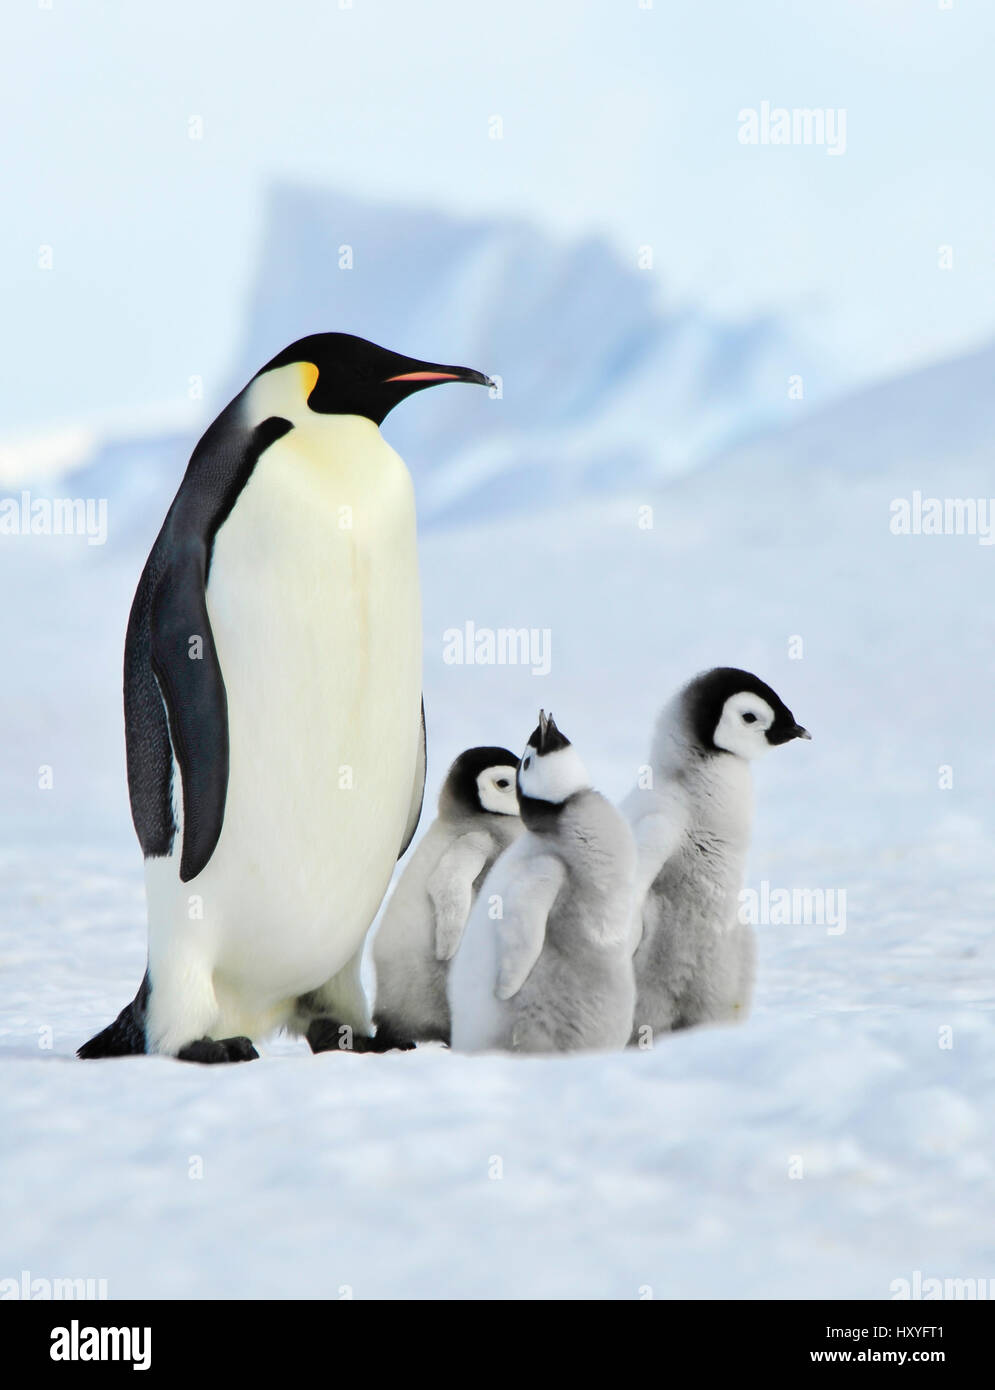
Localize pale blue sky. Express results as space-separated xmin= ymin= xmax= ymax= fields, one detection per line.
xmin=2 ymin=0 xmax=993 ymax=435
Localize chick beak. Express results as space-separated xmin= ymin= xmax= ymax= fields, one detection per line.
xmin=537 ymin=710 xmax=550 ymax=748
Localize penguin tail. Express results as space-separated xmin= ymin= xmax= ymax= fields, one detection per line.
xmin=77 ymin=973 xmax=150 ymax=1059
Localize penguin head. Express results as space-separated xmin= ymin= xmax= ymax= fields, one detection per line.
xmin=255 ymin=333 xmax=493 ymax=426
xmin=683 ymin=667 xmax=811 ymax=761
xmin=441 ymin=747 xmax=520 ymax=820
xmin=516 ymin=711 xmax=591 ymax=824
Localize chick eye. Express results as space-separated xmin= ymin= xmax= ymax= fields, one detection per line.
xmin=522 ymin=755 xmax=532 ymax=769
xmin=742 ymin=712 xmax=758 ymax=724
xmin=495 ymin=778 xmax=509 ymax=789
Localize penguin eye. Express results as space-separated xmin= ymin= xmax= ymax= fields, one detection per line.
xmin=495 ymin=778 xmax=510 ymax=789
xmin=742 ymin=712 xmax=758 ymax=724
xmin=522 ymin=755 xmax=532 ymax=769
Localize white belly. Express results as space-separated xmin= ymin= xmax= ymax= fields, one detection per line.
xmin=147 ymin=414 xmax=422 ymax=1036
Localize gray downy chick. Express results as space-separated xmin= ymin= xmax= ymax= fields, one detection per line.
xmin=449 ymin=712 xmax=637 ymax=1054
xmin=372 ymin=746 xmax=522 ymax=1048
xmin=621 ymin=667 xmax=810 ymax=1044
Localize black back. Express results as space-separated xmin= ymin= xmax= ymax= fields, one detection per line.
xmin=77 ymin=972 xmax=150 ymax=1058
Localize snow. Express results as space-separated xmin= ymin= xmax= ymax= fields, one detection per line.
xmin=2 ymin=307 xmax=994 ymax=1298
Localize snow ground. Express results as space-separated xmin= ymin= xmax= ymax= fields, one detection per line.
xmin=1 ymin=344 xmax=994 ymax=1299
xmin=3 ymin=842 xmax=993 ymax=1299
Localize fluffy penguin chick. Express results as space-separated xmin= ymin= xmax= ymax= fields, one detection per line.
xmin=622 ymin=667 xmax=811 ymax=1043
xmin=372 ymin=747 xmax=522 ymax=1047
xmin=449 ymin=712 xmax=637 ymax=1054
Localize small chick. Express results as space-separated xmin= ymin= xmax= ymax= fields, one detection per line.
xmin=622 ymin=667 xmax=810 ymax=1042
xmin=372 ymin=746 xmax=522 ymax=1048
xmin=449 ymin=712 xmax=637 ymax=1054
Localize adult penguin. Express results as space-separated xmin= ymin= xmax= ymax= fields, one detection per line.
xmin=79 ymin=334 xmax=492 ymax=1062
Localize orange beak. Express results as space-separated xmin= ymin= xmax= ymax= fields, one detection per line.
xmin=384 ymin=371 xmax=464 ymax=383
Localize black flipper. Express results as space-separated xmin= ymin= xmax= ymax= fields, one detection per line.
xmin=78 ymin=973 xmax=150 ymax=1058
xmin=149 ymin=540 xmax=230 ymax=883
xmin=398 ymin=697 xmax=427 ymax=859
xmin=124 ymin=408 xmax=292 ymax=878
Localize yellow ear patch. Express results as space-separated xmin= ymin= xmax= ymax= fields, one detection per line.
xmin=243 ymin=360 xmax=322 ymax=429
xmin=298 ymin=361 xmax=319 ymax=403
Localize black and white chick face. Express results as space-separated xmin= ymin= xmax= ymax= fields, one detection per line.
xmin=474 ymin=762 xmax=520 ymax=816
xmin=685 ymin=668 xmax=811 ymax=761
xmin=443 ymin=746 xmax=521 ymax=819
xmin=516 ymin=711 xmax=591 ymax=806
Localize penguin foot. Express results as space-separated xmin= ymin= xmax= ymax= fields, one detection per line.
xmin=367 ymin=1018 xmax=419 ymax=1052
xmin=305 ymin=1018 xmax=383 ymax=1055
xmin=176 ymin=1036 xmax=259 ymax=1064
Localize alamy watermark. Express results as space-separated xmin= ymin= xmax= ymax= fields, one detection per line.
xmin=0 ymin=491 xmax=108 ymax=545
xmin=739 ymin=880 xmax=846 ymax=936
xmin=443 ymin=621 xmax=551 ymax=676
xmin=1 ymin=1269 xmax=108 ymax=1299
xmin=890 ymin=491 xmax=995 ymax=545
xmin=738 ymin=102 xmax=846 ymax=156
xmin=50 ymin=1320 xmax=151 ymax=1371
xmin=891 ymin=1270 xmax=994 ymax=1300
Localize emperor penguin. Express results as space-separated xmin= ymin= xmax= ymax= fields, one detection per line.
xmin=449 ymin=713 xmax=637 ymax=1055
xmin=622 ymin=667 xmax=810 ymax=1044
xmin=371 ymin=746 xmax=522 ymax=1049
xmin=79 ymin=334 xmax=492 ymax=1063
